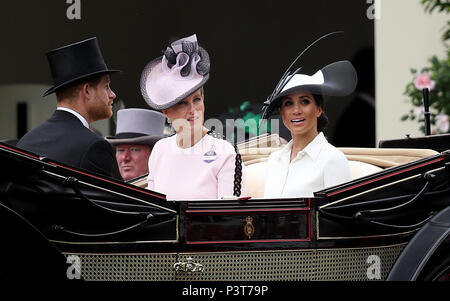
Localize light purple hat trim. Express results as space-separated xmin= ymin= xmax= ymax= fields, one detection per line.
xmin=140 ymin=34 xmax=210 ymax=110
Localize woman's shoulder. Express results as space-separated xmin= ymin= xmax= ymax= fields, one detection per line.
xmin=320 ymin=140 xmax=348 ymax=162
xmin=267 ymin=144 xmax=289 ymax=162
xmin=269 ymin=146 xmax=285 ymax=157
xmin=152 ymin=135 xmax=175 ymax=151
xmin=206 ymin=134 xmax=236 ymax=153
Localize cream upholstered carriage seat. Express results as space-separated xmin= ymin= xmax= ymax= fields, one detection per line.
xmin=240 ymin=143 xmax=439 ymax=198
xmin=130 ymin=134 xmax=439 ymax=198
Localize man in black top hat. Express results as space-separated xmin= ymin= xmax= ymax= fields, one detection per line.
xmin=17 ymin=37 xmax=121 ymax=177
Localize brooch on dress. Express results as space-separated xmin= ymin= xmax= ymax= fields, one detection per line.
xmin=203 ymin=144 xmax=217 ymax=163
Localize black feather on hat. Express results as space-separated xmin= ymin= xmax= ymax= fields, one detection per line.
xmin=261 ymin=32 xmax=358 ymax=119
xmin=262 ymin=61 xmax=358 ymax=119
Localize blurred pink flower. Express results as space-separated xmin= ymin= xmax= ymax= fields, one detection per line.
xmin=436 ymin=113 xmax=449 ymax=133
xmin=414 ymin=72 xmax=436 ymax=91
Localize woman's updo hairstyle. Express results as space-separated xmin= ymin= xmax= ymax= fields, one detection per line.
xmin=312 ymin=94 xmax=329 ymax=132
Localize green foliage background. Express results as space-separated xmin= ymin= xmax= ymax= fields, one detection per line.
xmin=402 ymin=0 xmax=450 ymax=133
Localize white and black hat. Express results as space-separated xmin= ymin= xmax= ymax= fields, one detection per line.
xmin=106 ymin=108 xmax=166 ymax=146
xmin=262 ymin=60 xmax=358 ymax=119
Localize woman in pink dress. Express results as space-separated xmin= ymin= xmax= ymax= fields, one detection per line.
xmin=140 ymin=34 xmax=245 ymax=200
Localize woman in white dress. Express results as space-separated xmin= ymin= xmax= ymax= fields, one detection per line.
xmin=263 ymin=61 xmax=358 ymax=198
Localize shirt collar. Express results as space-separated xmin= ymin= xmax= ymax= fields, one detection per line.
xmin=57 ymin=107 xmax=89 ymax=128
xmin=302 ymin=132 xmax=327 ymax=162
xmin=278 ymin=140 xmax=293 ymax=159
xmin=277 ymin=132 xmax=327 ymax=163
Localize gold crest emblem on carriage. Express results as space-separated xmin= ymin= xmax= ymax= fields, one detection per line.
xmin=244 ymin=216 xmax=255 ymax=239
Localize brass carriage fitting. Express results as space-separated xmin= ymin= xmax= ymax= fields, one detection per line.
xmin=173 ymin=257 xmax=204 ymax=274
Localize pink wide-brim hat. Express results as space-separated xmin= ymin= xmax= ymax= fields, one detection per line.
xmin=140 ymin=34 xmax=210 ymax=110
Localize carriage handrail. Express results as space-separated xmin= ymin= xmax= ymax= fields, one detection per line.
xmin=354 ymin=173 xmax=434 ymax=217
xmin=319 ymin=172 xmax=440 ymax=229
xmin=51 ymin=216 xmax=153 ymax=238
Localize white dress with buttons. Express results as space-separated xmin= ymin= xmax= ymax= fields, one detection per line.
xmin=263 ymin=132 xmax=351 ymax=198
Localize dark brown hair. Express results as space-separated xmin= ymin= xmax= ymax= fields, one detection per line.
xmin=312 ymin=94 xmax=329 ymax=132
xmin=55 ymin=74 xmax=104 ymax=101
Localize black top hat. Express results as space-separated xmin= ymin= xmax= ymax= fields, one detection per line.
xmin=43 ymin=37 xmax=121 ymax=97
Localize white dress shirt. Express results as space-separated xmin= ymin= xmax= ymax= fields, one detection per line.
xmin=264 ymin=132 xmax=351 ymax=198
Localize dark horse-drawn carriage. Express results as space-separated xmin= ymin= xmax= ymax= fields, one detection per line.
xmin=0 ymin=131 xmax=449 ymax=282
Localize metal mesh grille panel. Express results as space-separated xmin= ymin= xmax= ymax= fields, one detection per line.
xmin=175 ymin=251 xmax=316 ymax=281
xmin=68 ymin=244 xmax=405 ymax=281
xmin=77 ymin=253 xmax=177 ymax=281
xmin=314 ymin=246 xmax=401 ymax=281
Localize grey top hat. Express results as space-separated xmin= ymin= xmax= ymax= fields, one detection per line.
xmin=106 ymin=108 xmax=166 ymax=146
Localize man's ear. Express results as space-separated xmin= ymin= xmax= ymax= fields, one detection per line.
xmin=80 ymin=83 xmax=92 ymax=100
